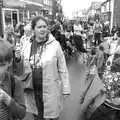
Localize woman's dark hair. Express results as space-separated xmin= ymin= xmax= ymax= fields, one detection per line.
xmin=31 ymin=16 xmax=48 ymax=30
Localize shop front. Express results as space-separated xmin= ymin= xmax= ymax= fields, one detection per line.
xmin=0 ymin=0 xmax=51 ymax=36
xmin=2 ymin=8 xmax=19 ymax=31
xmin=2 ymin=0 xmax=25 ymax=34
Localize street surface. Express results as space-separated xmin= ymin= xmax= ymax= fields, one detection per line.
xmin=60 ymin=56 xmax=88 ymax=120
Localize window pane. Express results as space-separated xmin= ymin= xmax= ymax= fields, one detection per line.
xmin=4 ymin=10 xmax=12 ymax=25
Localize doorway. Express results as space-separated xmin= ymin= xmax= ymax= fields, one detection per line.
xmin=2 ymin=8 xmax=19 ymax=33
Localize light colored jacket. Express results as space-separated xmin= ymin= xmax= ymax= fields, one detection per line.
xmin=21 ymin=34 xmax=71 ymax=118
xmin=80 ymin=71 xmax=106 ymax=119
xmin=93 ymin=22 xmax=102 ymax=33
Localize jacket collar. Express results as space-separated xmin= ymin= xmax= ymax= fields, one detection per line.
xmin=30 ymin=33 xmax=55 ymax=46
xmin=45 ymin=33 xmax=55 ymax=45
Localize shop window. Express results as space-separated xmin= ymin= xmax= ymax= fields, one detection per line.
xmin=4 ymin=10 xmax=12 ymax=25
xmin=12 ymin=11 xmax=18 ymax=28
xmin=19 ymin=9 xmax=28 ymax=23
xmin=19 ymin=10 xmax=24 ymax=23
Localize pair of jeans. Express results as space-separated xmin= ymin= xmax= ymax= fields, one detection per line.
xmin=94 ymin=33 xmax=101 ymax=46
xmin=32 ymin=67 xmax=43 ymax=120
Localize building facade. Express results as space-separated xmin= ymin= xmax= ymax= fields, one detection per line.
xmin=0 ymin=0 xmax=54 ymax=36
xmin=96 ymin=0 xmax=120 ymax=30
xmin=100 ymin=0 xmax=111 ymax=23
xmin=86 ymin=1 xmax=101 ymax=24
xmin=113 ymin=0 xmax=120 ymax=27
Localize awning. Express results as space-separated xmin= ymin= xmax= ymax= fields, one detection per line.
xmin=25 ymin=4 xmax=43 ymax=11
xmin=3 ymin=0 xmax=25 ymax=8
xmin=20 ymin=0 xmax=43 ymax=7
xmin=3 ymin=0 xmax=43 ymax=10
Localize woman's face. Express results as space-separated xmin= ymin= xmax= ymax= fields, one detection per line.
xmin=34 ymin=19 xmax=48 ymax=40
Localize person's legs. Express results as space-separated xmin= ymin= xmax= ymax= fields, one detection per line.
xmin=97 ymin=33 xmax=102 ymax=45
xmin=34 ymin=114 xmax=39 ymax=120
xmin=34 ymin=93 xmax=44 ymax=120
xmin=94 ymin=33 xmax=97 ymax=46
xmin=89 ymin=35 xmax=93 ymax=48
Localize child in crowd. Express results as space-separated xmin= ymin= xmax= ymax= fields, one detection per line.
xmin=0 ymin=38 xmax=26 ymax=120
xmin=80 ymin=47 xmax=104 ymax=120
xmin=85 ymin=47 xmax=97 ymax=83
xmin=80 ymin=29 xmax=120 ymax=120
xmin=96 ymin=45 xmax=105 ymax=79
xmin=80 ymin=47 xmax=98 ymax=103
xmin=89 ymin=51 xmax=120 ymax=120
xmin=88 ymin=27 xmax=120 ymax=120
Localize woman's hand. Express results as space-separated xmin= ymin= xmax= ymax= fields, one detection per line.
xmin=0 ymin=88 xmax=12 ymax=106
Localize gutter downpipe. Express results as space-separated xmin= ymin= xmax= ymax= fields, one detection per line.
xmin=110 ymin=0 xmax=114 ymax=30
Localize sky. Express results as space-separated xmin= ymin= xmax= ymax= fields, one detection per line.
xmin=61 ymin=0 xmax=106 ymax=19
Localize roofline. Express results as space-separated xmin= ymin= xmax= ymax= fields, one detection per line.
xmin=101 ymin=0 xmax=111 ymax=6
xmin=20 ymin=0 xmax=43 ymax=7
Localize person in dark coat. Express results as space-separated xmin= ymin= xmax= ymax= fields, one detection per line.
xmin=72 ymin=34 xmax=87 ymax=53
xmin=0 ymin=38 xmax=26 ymax=120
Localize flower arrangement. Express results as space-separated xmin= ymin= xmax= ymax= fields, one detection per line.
xmin=103 ymin=69 xmax=120 ymax=99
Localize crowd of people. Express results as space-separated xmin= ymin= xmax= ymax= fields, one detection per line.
xmin=79 ymin=23 xmax=120 ymax=120
xmin=0 ymin=14 xmax=120 ymax=120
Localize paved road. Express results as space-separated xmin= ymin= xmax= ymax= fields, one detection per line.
xmin=60 ymin=56 xmax=88 ymax=120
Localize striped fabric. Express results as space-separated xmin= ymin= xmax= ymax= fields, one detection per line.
xmin=0 ymin=72 xmax=10 ymax=120
xmin=0 ymin=102 xmax=9 ymax=120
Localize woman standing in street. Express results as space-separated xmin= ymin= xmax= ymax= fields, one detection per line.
xmin=18 ymin=16 xmax=71 ymax=120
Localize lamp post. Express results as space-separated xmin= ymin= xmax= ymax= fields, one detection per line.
xmin=109 ymin=0 xmax=111 ymax=27
xmin=0 ymin=0 xmax=3 ymax=37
